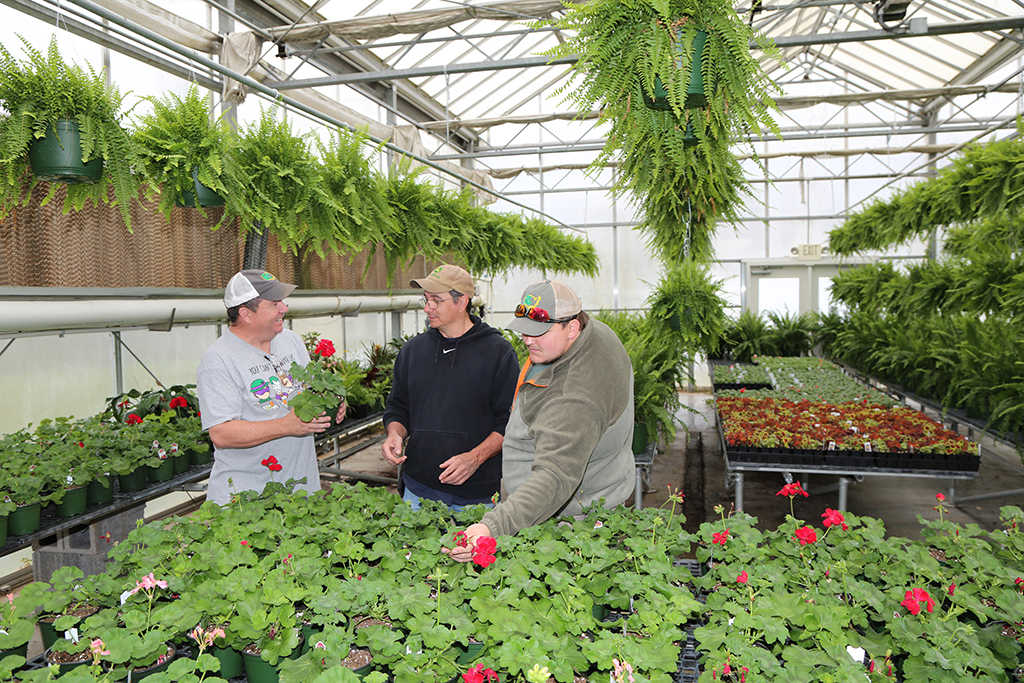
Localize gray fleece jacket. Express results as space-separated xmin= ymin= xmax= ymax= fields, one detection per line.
xmin=480 ymin=318 xmax=635 ymax=536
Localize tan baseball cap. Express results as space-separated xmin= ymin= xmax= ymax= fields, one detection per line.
xmin=506 ymin=280 xmax=582 ymax=336
xmin=410 ymin=264 xmax=475 ymax=297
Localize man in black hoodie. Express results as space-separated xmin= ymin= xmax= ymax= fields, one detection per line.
xmin=381 ymin=264 xmax=520 ymax=509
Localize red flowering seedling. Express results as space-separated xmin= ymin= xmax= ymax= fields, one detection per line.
xmin=793 ymin=526 xmax=817 ymax=545
xmin=900 ymin=587 xmax=934 ymax=615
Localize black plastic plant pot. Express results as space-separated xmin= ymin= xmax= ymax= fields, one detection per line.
xmin=28 ymin=120 xmax=103 ymax=184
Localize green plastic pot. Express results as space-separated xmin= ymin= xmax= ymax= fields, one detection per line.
xmin=0 ymin=641 xmax=28 ymax=663
xmin=38 ymin=618 xmax=59 ymax=651
xmin=118 ymin=468 xmax=148 ymax=493
xmin=212 ymin=646 xmax=244 ymax=679
xmin=172 ymin=452 xmax=189 ymax=475
xmin=241 ymin=642 xmax=303 ymax=683
xmin=455 ymin=641 xmax=484 ymax=666
xmin=8 ymin=502 xmax=41 ymax=536
xmin=44 ymin=647 xmax=92 ymax=678
xmin=87 ymin=478 xmax=113 ymax=505
xmin=641 ymin=28 xmax=709 ymax=111
xmin=147 ymin=459 xmax=174 ymax=483
xmin=28 ymin=120 xmax=103 ymax=184
xmin=0 ymin=515 xmax=7 ymax=547
xmin=176 ymin=167 xmax=225 ymax=207
xmin=631 ymin=423 xmax=650 ymax=455
xmin=55 ymin=486 xmax=88 ymax=518
xmin=189 ymin=450 xmax=212 ymax=466
xmin=106 ymin=643 xmax=176 ymax=681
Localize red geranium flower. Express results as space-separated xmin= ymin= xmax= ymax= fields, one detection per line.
xmin=125 ymin=414 xmax=142 ymax=425
xmin=313 ymin=339 xmax=336 ymax=358
xmin=900 ymin=587 xmax=934 ymax=615
xmin=168 ymin=396 xmax=189 ymax=409
xmin=261 ymin=456 xmax=283 ymax=472
xmin=935 ymin=492 xmax=945 ymax=502
xmin=821 ymin=508 xmax=848 ymax=531
xmin=776 ymin=482 xmax=808 ymax=498
xmin=736 ymin=570 xmax=748 ymax=584
xmin=948 ymin=582 xmax=956 ymax=596
xmin=471 ymin=536 xmax=497 ymax=568
xmin=712 ymin=528 xmax=730 ymax=546
xmin=453 ymin=531 xmax=469 ymax=548
xmin=463 ymin=663 xmax=498 ymax=683
xmin=794 ymin=526 xmax=818 ymax=545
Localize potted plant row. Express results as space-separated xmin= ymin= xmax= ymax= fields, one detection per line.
xmin=0 ymin=391 xmax=210 ymax=539
xmin=7 ymin=481 xmax=1022 ymax=682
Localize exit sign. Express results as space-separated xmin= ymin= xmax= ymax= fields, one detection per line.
xmin=797 ymin=244 xmax=823 ymax=261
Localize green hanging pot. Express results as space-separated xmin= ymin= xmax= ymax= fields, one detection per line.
xmin=176 ymin=167 xmax=225 ymax=207
xmin=55 ymin=486 xmax=88 ymax=518
xmin=118 ymin=468 xmax=148 ymax=493
xmin=147 ymin=459 xmax=174 ymax=483
xmin=87 ymin=478 xmax=113 ymax=505
xmin=642 ymin=28 xmax=710 ymax=111
xmin=8 ymin=502 xmax=41 ymax=536
xmin=27 ymin=120 xmax=104 ymax=184
xmin=682 ymin=117 xmax=699 ymax=148
xmin=684 ymin=29 xmax=710 ymax=109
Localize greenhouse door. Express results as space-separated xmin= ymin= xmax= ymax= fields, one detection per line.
xmin=740 ymin=258 xmax=871 ymax=316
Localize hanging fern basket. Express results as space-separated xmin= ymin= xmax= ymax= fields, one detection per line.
xmin=27 ymin=119 xmax=103 ymax=184
xmin=175 ymin=167 xmax=225 ymax=207
xmin=683 ymin=117 xmax=699 ymax=148
xmin=642 ymin=28 xmax=710 ymax=111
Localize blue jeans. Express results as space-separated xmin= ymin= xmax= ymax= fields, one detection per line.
xmin=402 ymin=487 xmax=492 ymax=512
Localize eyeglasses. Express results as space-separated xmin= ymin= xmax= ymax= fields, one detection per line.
xmin=420 ymin=295 xmax=453 ymax=309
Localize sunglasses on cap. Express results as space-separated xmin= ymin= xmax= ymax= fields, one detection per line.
xmin=514 ymin=304 xmax=577 ymax=324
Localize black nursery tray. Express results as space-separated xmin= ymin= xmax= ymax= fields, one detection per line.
xmin=726 ymin=446 xmax=980 ymax=473
xmin=712 ymin=382 xmax=773 ymax=392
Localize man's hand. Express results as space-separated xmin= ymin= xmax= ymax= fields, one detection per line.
xmin=442 ymin=523 xmax=491 ymax=563
xmin=334 ymin=400 xmax=347 ymax=423
xmin=283 ymin=409 xmax=332 ymax=435
xmin=381 ymin=431 xmax=406 ymax=466
xmin=438 ymin=451 xmax=482 ymax=485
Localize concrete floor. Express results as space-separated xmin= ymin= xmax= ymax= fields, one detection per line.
xmin=327 ymin=391 xmax=1024 ymax=544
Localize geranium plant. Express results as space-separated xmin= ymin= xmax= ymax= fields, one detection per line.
xmin=289 ymin=338 xmax=349 ymax=423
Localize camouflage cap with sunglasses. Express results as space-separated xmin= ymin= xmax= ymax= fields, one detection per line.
xmin=506 ymin=280 xmax=582 ymax=336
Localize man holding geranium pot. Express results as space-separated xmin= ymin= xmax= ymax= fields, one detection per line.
xmin=447 ymin=280 xmax=635 ymax=558
xmin=381 ymin=264 xmax=519 ymax=510
xmin=196 ymin=270 xmax=346 ymax=505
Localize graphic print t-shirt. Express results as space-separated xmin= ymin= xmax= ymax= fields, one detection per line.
xmin=196 ymin=328 xmax=321 ymax=505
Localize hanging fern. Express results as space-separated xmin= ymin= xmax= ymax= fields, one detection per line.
xmin=226 ymin=107 xmax=343 ymax=257
xmin=0 ymin=35 xmax=140 ymax=231
xmin=540 ymin=0 xmax=782 ymax=265
xmin=132 ymin=84 xmax=244 ymax=225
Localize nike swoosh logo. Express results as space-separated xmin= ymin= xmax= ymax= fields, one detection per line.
xmin=443 ymin=348 xmax=455 ymax=354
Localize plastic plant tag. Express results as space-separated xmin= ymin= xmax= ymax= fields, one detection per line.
xmin=64 ymin=628 xmax=79 ymax=643
xmin=864 ymin=443 xmax=872 ymax=452
xmin=120 ymin=589 xmax=133 ymax=606
xmin=827 ymin=442 xmax=836 ymax=451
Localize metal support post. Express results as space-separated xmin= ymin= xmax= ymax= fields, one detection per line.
xmin=733 ymin=471 xmax=744 ymax=511
xmin=838 ymin=476 xmax=849 ymax=511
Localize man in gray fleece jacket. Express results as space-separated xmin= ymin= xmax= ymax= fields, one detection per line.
xmin=446 ymin=280 xmax=635 ymax=557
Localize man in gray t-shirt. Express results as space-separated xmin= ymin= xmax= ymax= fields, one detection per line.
xmin=196 ymin=270 xmax=346 ymax=505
